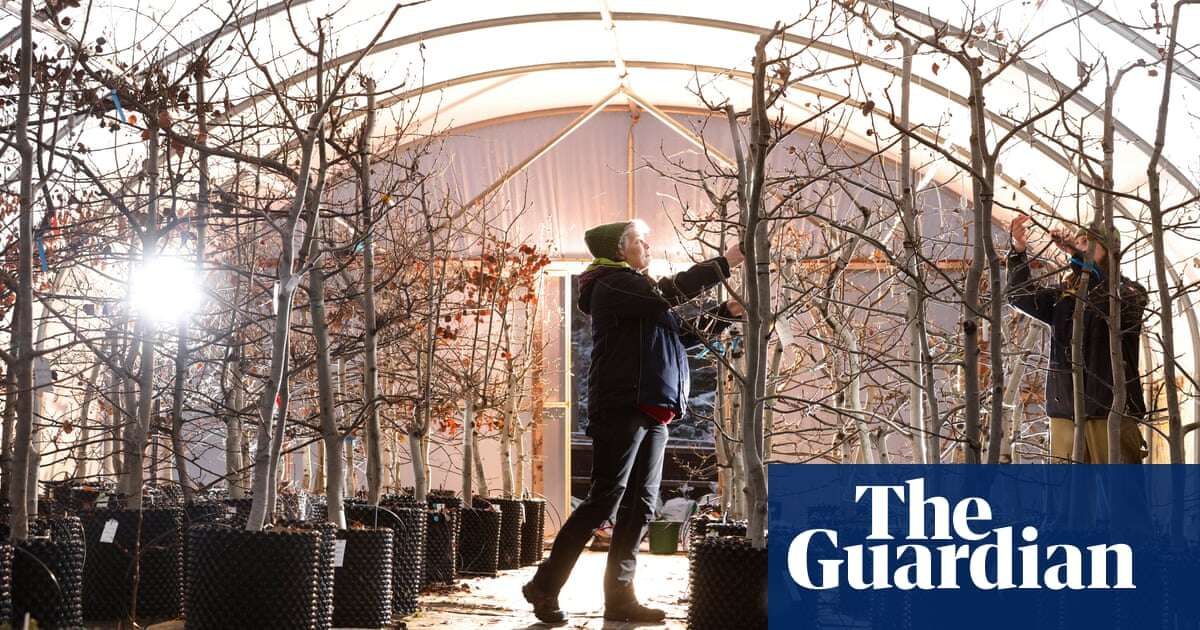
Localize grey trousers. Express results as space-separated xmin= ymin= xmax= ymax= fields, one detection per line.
xmin=531 ymin=410 xmax=668 ymax=598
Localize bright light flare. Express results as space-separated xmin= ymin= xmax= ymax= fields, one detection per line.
xmin=129 ymin=256 xmax=203 ymax=324
xmin=646 ymin=258 xmax=678 ymax=278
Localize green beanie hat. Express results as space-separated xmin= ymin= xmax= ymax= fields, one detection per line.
xmin=585 ymin=221 xmax=632 ymax=260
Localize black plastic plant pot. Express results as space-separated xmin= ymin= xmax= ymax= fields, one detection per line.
xmin=686 ymin=536 xmax=767 ymax=630
xmin=276 ymin=493 xmax=316 ymax=522
xmin=306 ymin=497 xmax=328 ymax=523
xmin=380 ymin=493 xmax=420 ymax=508
xmin=185 ymin=525 xmax=323 ymax=630
xmin=520 ymin=498 xmax=546 ymax=566
xmin=345 ymin=503 xmax=425 ymax=617
xmin=427 ymin=493 xmax=463 ymax=510
xmin=332 ymin=528 xmax=394 ymax=628
xmin=33 ymin=497 xmax=64 ymax=518
xmin=422 ymin=508 xmax=458 ymax=588
xmin=0 ymin=542 xmax=13 ymax=624
xmin=489 ymin=498 xmax=525 ymax=570
xmin=180 ymin=502 xmax=226 ymax=621
xmin=183 ymin=502 xmax=226 ymax=528
xmin=687 ymin=515 xmax=709 ymax=552
xmin=458 ymin=504 xmax=501 ymax=577
xmin=427 ymin=489 xmax=459 ymax=502
xmin=149 ymin=483 xmax=185 ymax=508
xmin=12 ymin=517 xmax=85 ymax=629
xmin=707 ymin=521 xmax=748 ymax=538
xmin=312 ymin=522 xmax=336 ymax=630
xmin=687 ymin=517 xmax=747 ymax=554
xmin=220 ymin=498 xmax=254 ymax=528
xmin=81 ymin=507 xmax=184 ymax=622
xmin=46 ymin=481 xmax=108 ymax=514
xmin=271 ymin=519 xmax=335 ymax=630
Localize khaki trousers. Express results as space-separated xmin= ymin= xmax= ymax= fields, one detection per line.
xmin=1049 ymin=416 xmax=1144 ymax=463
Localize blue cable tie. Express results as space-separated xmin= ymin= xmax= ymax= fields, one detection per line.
xmin=35 ymin=231 xmax=48 ymax=273
xmin=110 ymin=90 xmax=127 ymax=123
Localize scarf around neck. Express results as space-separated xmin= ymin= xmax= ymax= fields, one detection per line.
xmin=586 ymin=256 xmax=632 ymax=272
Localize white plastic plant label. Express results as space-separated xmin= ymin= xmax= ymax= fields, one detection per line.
xmin=333 ymin=540 xmax=348 ymax=567
xmin=100 ymin=519 xmax=119 ymax=543
xmin=96 ymin=494 xmax=110 ymax=509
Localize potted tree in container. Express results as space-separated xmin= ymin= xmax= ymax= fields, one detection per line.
xmin=180 ymin=9 xmax=409 ymax=629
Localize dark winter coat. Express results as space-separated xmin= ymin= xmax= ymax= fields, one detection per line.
xmin=578 ymin=257 xmax=734 ymax=433
xmin=1007 ymin=250 xmax=1148 ymax=419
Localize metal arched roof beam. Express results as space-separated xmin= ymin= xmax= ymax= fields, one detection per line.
xmin=243 ymin=58 xmax=1054 ymax=220
xmin=855 ymin=0 xmax=1199 ymax=198
xmin=4 ymin=5 xmax=1196 ymax=201
xmin=1063 ymin=0 xmax=1200 ymax=91
xmin=11 ymin=5 xmax=1197 ymax=291
xmin=204 ymin=9 xmax=1200 ymax=202
xmin=0 ymin=0 xmax=311 ymax=59
xmin=11 ymin=8 xmax=1196 ymax=207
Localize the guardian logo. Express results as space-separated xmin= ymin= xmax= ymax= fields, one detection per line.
xmin=787 ymin=478 xmax=1134 ymax=591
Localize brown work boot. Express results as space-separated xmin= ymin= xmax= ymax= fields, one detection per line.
xmin=604 ymin=584 xmax=666 ymax=623
xmin=522 ymin=580 xmax=566 ymax=624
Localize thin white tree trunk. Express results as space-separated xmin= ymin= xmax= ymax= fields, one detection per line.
xmin=1102 ymin=144 xmax=1125 ymax=463
xmin=359 ymin=80 xmax=384 ymax=504
xmin=461 ymin=397 xmax=476 ymax=500
xmin=127 ymin=118 xmax=161 ymax=510
xmin=73 ymin=361 xmax=104 ymax=478
xmin=226 ymin=361 xmax=245 ymax=499
xmin=2 ymin=358 xmax=14 ymax=499
xmin=1146 ymin=2 xmax=1191 ymax=464
xmin=473 ymin=427 xmax=489 ymax=498
xmin=308 ymin=212 xmax=346 ymax=527
xmin=246 ymin=192 xmax=308 ymax=529
xmin=337 ymin=358 xmax=354 ymax=497
xmin=817 ymin=217 xmax=877 ymax=465
xmin=344 ymin=437 xmax=355 ymax=498
xmin=999 ymin=325 xmax=1037 ymax=463
xmin=244 ymin=16 xmax=401 ymax=526
xmin=896 ymin=39 xmax=931 ymax=464
xmin=500 ymin=366 xmax=517 ymax=497
xmin=1071 ymin=271 xmax=1092 ymax=463
xmin=313 ymin=439 xmax=325 ymax=494
xmin=168 ymin=75 xmax=210 ymax=504
xmin=409 ymin=404 xmax=429 ymax=501
xmin=715 ymin=367 xmax=731 ymax=515
xmin=389 ymin=430 xmax=401 ymax=491
xmin=7 ymin=0 xmax=36 ymax=542
xmin=763 ymin=343 xmax=783 ymax=463
xmin=961 ymin=66 xmax=989 ymax=465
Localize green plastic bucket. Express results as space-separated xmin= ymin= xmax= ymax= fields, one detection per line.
xmin=648 ymin=521 xmax=682 ymax=554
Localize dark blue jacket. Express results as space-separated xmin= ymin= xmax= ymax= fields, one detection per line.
xmin=578 ymin=257 xmax=734 ymax=433
xmin=1007 ymin=250 xmax=1148 ymax=419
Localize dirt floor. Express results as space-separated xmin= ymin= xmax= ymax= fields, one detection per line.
xmin=128 ymin=549 xmax=687 ymax=630
xmin=409 ymin=550 xmax=688 ymax=630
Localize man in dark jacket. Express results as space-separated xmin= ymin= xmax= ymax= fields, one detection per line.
xmin=523 ymin=219 xmax=743 ymax=623
xmin=1007 ymin=215 xmax=1148 ymax=463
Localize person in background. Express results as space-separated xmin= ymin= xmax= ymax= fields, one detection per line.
xmin=523 ymin=219 xmax=744 ymax=623
xmin=1007 ymin=214 xmax=1148 ymax=463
